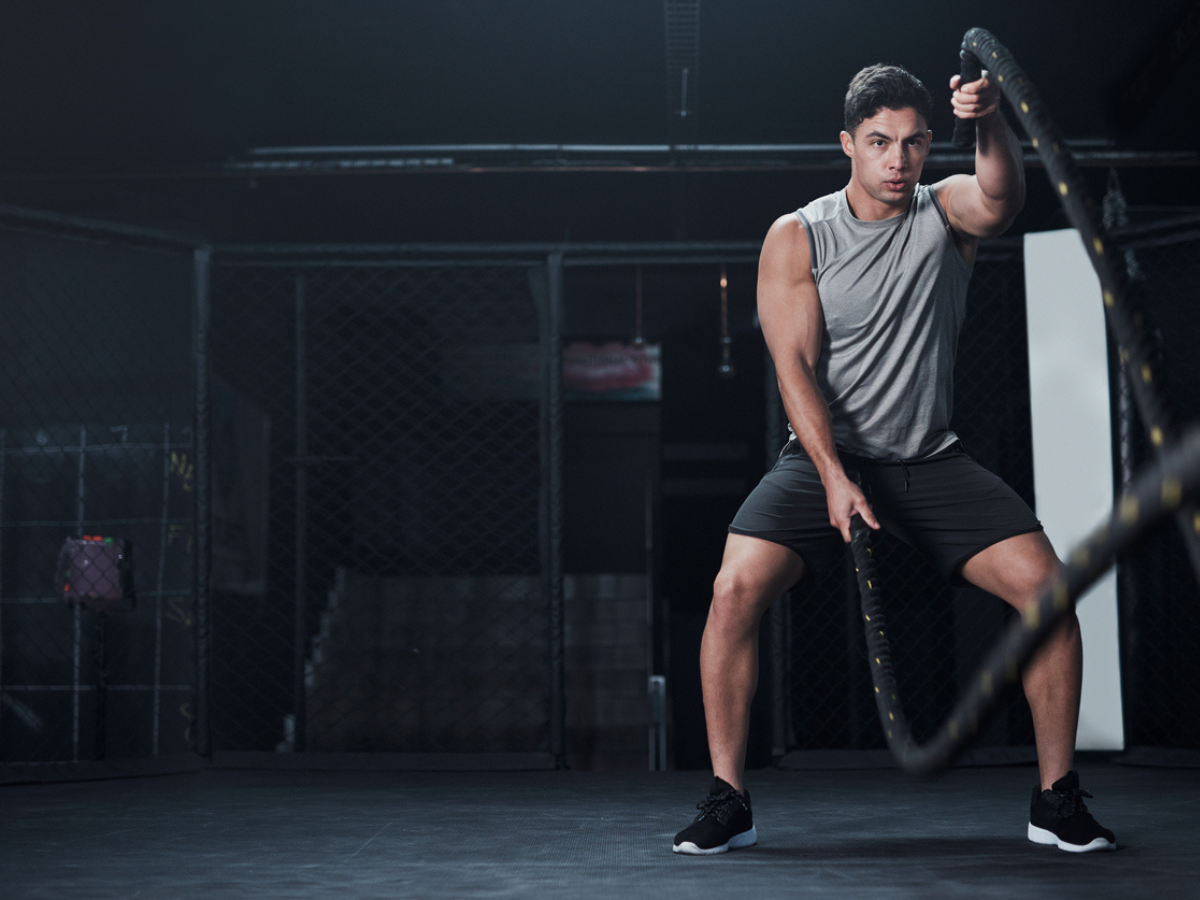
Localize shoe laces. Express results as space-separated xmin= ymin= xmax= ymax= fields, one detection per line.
xmin=1048 ymin=786 xmax=1093 ymax=820
xmin=697 ymin=788 xmax=747 ymax=824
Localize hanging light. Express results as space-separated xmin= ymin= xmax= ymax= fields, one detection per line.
xmin=718 ymin=263 xmax=735 ymax=379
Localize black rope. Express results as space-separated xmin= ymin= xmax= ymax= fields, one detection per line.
xmin=850 ymin=28 xmax=1200 ymax=774
xmin=959 ymin=27 xmax=1200 ymax=576
xmin=852 ymin=426 xmax=1200 ymax=774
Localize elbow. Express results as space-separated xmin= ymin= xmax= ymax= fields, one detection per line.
xmin=977 ymin=213 xmax=1018 ymax=239
xmin=978 ymin=189 xmax=1026 ymax=238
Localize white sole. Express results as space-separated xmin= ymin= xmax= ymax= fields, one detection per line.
xmin=672 ymin=826 xmax=758 ymax=856
xmin=1028 ymin=822 xmax=1116 ymax=852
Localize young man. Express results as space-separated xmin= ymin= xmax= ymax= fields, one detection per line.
xmin=672 ymin=64 xmax=1116 ymax=856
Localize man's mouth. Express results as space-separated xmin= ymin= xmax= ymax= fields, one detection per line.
xmin=884 ymin=180 xmax=908 ymax=191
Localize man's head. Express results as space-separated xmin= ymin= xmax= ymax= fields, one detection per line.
xmin=843 ymin=64 xmax=932 ymax=136
xmin=840 ymin=64 xmax=934 ymax=214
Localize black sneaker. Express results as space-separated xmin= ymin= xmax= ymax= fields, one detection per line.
xmin=1028 ymin=770 xmax=1116 ymax=852
xmin=672 ymin=777 xmax=757 ymax=855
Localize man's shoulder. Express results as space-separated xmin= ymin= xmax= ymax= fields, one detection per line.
xmin=762 ymin=210 xmax=813 ymax=277
xmin=924 ymin=176 xmax=971 ymax=209
xmin=796 ymin=189 xmax=843 ymax=226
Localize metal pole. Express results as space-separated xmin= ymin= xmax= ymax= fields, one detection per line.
xmin=192 ymin=246 xmax=213 ymax=758
xmin=646 ymin=476 xmax=669 ymax=771
xmin=293 ymin=272 xmax=309 ymax=752
xmin=153 ymin=422 xmax=171 ymax=755
xmin=75 ymin=426 xmax=87 ymax=532
xmin=94 ymin=612 xmax=107 ymax=760
xmin=0 ymin=428 xmax=5 ymax=756
xmin=544 ymin=254 xmax=566 ymax=765
xmin=73 ymin=425 xmax=86 ymax=761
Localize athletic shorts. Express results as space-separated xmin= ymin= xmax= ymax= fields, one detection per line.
xmin=728 ymin=439 xmax=1043 ymax=584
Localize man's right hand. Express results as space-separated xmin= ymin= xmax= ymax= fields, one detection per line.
xmin=824 ymin=472 xmax=879 ymax=543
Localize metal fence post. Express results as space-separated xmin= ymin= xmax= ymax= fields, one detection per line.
xmin=293 ymin=272 xmax=309 ymax=753
xmin=194 ymin=245 xmax=213 ymax=759
xmin=544 ymin=253 xmax=566 ymax=765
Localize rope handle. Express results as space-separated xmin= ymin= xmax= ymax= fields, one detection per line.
xmin=951 ymin=44 xmax=983 ymax=150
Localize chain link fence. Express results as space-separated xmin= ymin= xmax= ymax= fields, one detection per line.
xmin=0 ymin=211 xmax=199 ymax=768
xmin=2 ymin=212 xmax=1194 ymax=774
xmin=774 ymin=247 xmax=1038 ymax=756
xmin=1114 ymin=218 xmax=1200 ymax=751
xmin=208 ymin=253 xmax=561 ymax=759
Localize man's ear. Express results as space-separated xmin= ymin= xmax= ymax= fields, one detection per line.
xmin=839 ymin=130 xmax=854 ymax=158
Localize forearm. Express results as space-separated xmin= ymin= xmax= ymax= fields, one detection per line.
xmin=777 ymin=360 xmax=847 ymax=486
xmin=973 ymin=110 xmax=1026 ymax=215
xmin=777 ymin=358 xmax=877 ymax=539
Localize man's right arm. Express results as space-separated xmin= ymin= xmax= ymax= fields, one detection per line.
xmin=757 ymin=214 xmax=879 ymax=543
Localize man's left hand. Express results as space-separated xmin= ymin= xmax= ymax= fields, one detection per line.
xmin=950 ymin=71 xmax=1001 ymax=120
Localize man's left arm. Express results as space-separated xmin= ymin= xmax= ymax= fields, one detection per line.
xmin=936 ymin=72 xmax=1026 ymax=238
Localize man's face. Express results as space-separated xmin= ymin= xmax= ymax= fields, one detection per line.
xmin=840 ymin=106 xmax=931 ymax=209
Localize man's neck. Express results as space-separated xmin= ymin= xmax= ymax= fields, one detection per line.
xmin=844 ymin=179 xmax=913 ymax=222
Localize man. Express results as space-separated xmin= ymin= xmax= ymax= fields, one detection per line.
xmin=671 ymin=64 xmax=1116 ymax=855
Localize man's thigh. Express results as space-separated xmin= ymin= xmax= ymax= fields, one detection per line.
xmin=861 ymin=446 xmax=1043 ymax=584
xmin=727 ymin=440 xmax=843 ymax=578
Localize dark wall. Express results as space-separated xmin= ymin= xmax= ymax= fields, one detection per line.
xmin=2 ymin=1 xmax=1198 ymax=245
xmin=2 ymin=1 xmax=1194 ymax=169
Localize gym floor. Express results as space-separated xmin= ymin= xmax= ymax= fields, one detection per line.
xmin=2 ymin=760 xmax=1196 ymax=899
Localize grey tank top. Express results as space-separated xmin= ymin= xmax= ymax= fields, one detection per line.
xmin=793 ymin=184 xmax=972 ymax=460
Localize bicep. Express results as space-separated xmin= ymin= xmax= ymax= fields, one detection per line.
xmin=757 ymin=217 xmax=823 ymax=374
xmin=935 ymin=174 xmax=1012 ymax=239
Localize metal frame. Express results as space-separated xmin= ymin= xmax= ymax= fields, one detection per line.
xmin=4 ymin=217 xmax=1126 ymax=771
xmin=0 ymin=204 xmax=207 ymax=771
xmin=210 ymin=142 xmax=1200 ymax=176
xmin=209 ymin=239 xmax=765 ymax=768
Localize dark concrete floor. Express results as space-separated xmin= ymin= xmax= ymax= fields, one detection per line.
xmin=1 ymin=761 xmax=1196 ymax=899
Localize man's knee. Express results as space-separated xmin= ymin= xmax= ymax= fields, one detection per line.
xmin=965 ymin=530 xmax=1061 ymax=608
xmin=1004 ymin=549 xmax=1061 ymax=609
xmin=709 ymin=567 xmax=775 ymax=630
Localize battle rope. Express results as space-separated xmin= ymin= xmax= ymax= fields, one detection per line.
xmin=849 ymin=28 xmax=1200 ymax=774
xmin=956 ymin=27 xmax=1200 ymax=575
xmin=852 ymin=425 xmax=1200 ymax=774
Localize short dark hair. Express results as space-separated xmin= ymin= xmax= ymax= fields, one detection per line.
xmin=844 ymin=64 xmax=933 ymax=134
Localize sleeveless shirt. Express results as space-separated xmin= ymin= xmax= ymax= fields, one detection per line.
xmin=793 ymin=183 xmax=972 ymax=460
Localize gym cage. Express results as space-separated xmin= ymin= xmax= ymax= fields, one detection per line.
xmin=2 ymin=207 xmax=1199 ymax=776
xmin=205 ymin=247 xmax=566 ymax=763
xmin=1110 ymin=213 xmax=1200 ymax=752
xmin=0 ymin=207 xmax=205 ymax=770
xmin=201 ymin=241 xmax=762 ymax=768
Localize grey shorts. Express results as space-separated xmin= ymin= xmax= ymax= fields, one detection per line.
xmin=728 ymin=439 xmax=1043 ymax=584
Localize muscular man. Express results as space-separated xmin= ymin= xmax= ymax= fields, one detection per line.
xmin=672 ymin=64 xmax=1116 ymax=855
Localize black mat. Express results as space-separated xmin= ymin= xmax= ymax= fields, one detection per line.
xmin=2 ymin=762 xmax=1195 ymax=898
